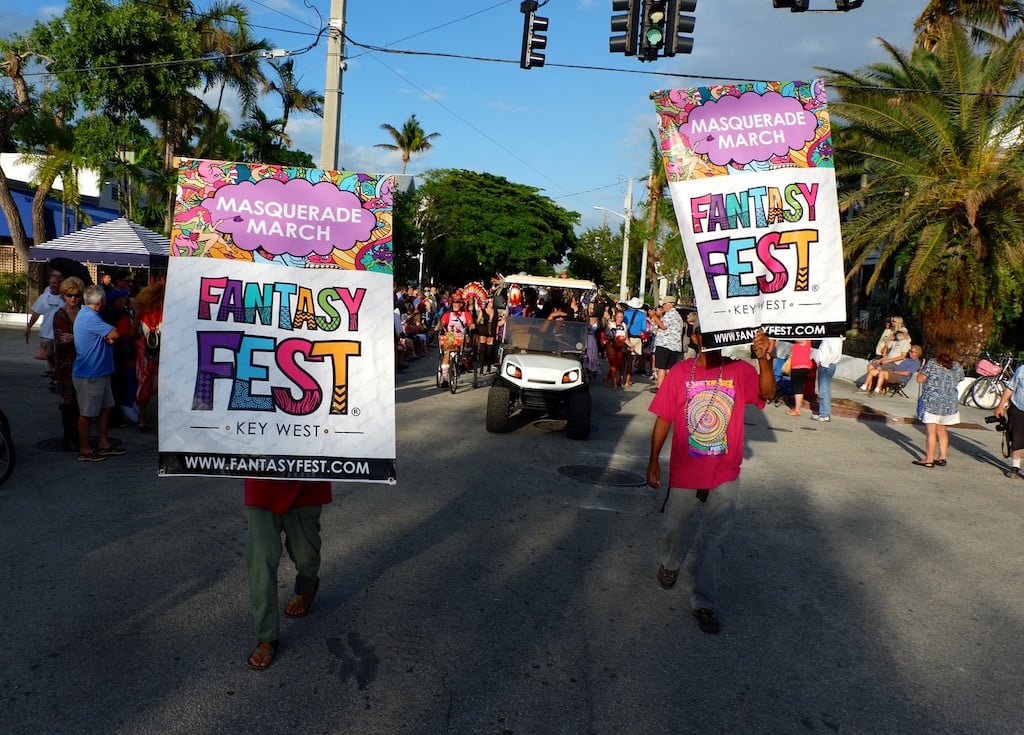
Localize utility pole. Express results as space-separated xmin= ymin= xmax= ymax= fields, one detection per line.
xmin=320 ymin=0 xmax=346 ymax=171
xmin=619 ymin=177 xmax=634 ymax=302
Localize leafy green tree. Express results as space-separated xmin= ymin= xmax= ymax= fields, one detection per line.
xmin=412 ymin=169 xmax=579 ymax=285
xmin=825 ymin=26 xmax=1024 ymax=352
xmin=232 ymin=108 xmax=291 ymax=163
xmin=201 ymin=17 xmax=269 ymax=124
xmin=375 ymin=114 xmax=440 ymax=174
xmin=265 ymin=58 xmax=323 ymax=133
xmin=0 ymin=45 xmax=40 ymax=266
xmin=567 ymin=225 xmax=622 ymax=289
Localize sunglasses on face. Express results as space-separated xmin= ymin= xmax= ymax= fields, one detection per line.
xmin=64 ymin=292 xmax=81 ymax=298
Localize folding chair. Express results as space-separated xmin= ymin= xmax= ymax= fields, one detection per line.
xmin=880 ymin=380 xmax=911 ymax=398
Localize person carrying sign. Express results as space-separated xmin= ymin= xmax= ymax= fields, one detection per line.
xmin=245 ymin=478 xmax=332 ymax=670
xmin=645 ymin=315 xmax=775 ymax=634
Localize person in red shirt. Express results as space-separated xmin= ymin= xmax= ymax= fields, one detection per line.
xmin=435 ymin=292 xmax=475 ymax=386
xmin=646 ymin=316 xmax=774 ymax=634
xmin=244 ymin=478 xmax=332 ymax=670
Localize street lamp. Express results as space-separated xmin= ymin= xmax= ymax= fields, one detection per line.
xmin=594 ymin=176 xmax=637 ymax=302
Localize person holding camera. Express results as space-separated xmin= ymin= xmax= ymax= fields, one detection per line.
xmin=995 ymin=362 xmax=1024 ymax=479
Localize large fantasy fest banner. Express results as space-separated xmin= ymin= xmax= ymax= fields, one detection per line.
xmin=159 ymin=158 xmax=397 ymax=483
xmin=652 ymin=79 xmax=847 ymax=349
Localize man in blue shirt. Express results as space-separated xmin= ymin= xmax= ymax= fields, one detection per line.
xmin=72 ymin=285 xmax=127 ymax=462
xmin=860 ymin=345 xmax=923 ymax=394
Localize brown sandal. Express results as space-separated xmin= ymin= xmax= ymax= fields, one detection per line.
xmin=246 ymin=640 xmax=279 ymax=670
xmin=284 ymin=577 xmax=320 ymax=618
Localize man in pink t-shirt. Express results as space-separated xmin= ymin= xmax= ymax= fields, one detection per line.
xmin=646 ymin=318 xmax=775 ymax=634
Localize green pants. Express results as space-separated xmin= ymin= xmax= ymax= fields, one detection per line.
xmin=245 ymin=505 xmax=322 ymax=643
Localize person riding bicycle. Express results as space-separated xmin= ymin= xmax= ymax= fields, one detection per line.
xmin=436 ymin=291 xmax=475 ymax=387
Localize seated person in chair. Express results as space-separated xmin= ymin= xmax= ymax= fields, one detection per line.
xmin=861 ymin=344 xmax=922 ymax=394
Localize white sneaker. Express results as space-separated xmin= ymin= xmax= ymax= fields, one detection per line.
xmin=815 ymin=415 xmax=831 ymax=422
xmin=858 ymin=384 xmax=867 ymax=391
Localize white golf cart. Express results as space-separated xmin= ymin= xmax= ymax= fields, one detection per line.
xmin=485 ymin=275 xmax=597 ymax=439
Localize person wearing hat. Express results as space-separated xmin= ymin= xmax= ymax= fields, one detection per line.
xmin=435 ymin=291 xmax=475 ymax=387
xmin=622 ymin=296 xmax=647 ymax=386
xmin=649 ymin=295 xmax=684 ymax=389
xmin=646 ymin=315 xmax=776 ymax=634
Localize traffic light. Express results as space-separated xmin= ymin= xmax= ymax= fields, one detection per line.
xmin=519 ymin=0 xmax=548 ymax=70
xmin=609 ymin=0 xmax=641 ymax=57
xmin=639 ymin=1 xmax=668 ymax=62
xmin=664 ymin=0 xmax=696 ymax=57
xmin=773 ymin=0 xmax=809 ymax=10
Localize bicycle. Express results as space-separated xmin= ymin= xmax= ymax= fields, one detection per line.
xmin=435 ymin=331 xmax=479 ymax=394
xmin=0 ymin=406 xmax=15 ymax=487
xmin=968 ymin=352 xmax=1016 ymax=410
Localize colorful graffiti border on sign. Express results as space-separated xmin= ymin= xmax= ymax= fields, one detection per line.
xmin=160 ymin=158 xmax=398 ymax=483
xmin=652 ymin=79 xmax=847 ymax=349
xmin=170 ymin=158 xmax=395 ymax=272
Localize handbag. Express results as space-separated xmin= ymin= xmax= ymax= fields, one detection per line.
xmin=781 ymin=356 xmax=792 ymax=376
xmin=976 ymin=358 xmax=1001 ymax=377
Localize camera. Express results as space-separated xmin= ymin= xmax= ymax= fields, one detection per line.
xmin=985 ymin=415 xmax=1008 ymax=432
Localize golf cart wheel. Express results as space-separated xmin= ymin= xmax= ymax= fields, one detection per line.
xmin=486 ymin=385 xmax=512 ymax=433
xmin=565 ymin=391 xmax=592 ymax=440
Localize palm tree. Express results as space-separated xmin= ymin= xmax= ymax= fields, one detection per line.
xmin=265 ymin=58 xmax=324 ymax=134
xmin=374 ymin=114 xmax=440 ymax=174
xmin=824 ymin=26 xmax=1024 ymax=352
xmin=201 ymin=22 xmax=270 ymax=124
xmin=233 ymin=109 xmax=291 ymax=162
xmin=914 ymin=0 xmax=1024 ymax=49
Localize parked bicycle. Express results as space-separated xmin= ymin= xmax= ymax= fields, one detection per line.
xmin=0 ymin=406 xmax=15 ymax=487
xmin=967 ymin=352 xmax=1016 ymax=410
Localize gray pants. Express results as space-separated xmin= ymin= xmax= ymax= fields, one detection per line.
xmin=245 ymin=505 xmax=322 ymax=643
xmin=660 ymin=479 xmax=739 ymax=611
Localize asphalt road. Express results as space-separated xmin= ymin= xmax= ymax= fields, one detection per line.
xmin=1 ymin=324 xmax=1021 ymax=735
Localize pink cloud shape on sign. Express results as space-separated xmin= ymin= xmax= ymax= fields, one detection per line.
xmin=203 ymin=178 xmax=377 ymax=257
xmin=682 ymin=91 xmax=817 ymax=167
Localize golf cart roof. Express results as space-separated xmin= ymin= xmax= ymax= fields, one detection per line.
xmin=499 ymin=274 xmax=597 ymax=291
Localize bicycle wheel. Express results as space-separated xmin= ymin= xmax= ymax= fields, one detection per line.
xmin=0 ymin=414 xmax=14 ymax=488
xmin=449 ymin=359 xmax=459 ymax=394
xmin=971 ymin=377 xmax=1004 ymax=410
xmin=436 ymin=354 xmax=444 ymax=389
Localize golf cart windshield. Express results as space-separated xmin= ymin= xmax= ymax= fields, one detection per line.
xmin=502 ymin=315 xmax=588 ymax=355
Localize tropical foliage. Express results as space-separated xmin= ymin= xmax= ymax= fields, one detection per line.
xmin=374 ymin=114 xmax=440 ymax=174
xmin=408 ymin=169 xmax=579 ymax=286
xmin=0 ymin=0 xmax=321 ymax=264
xmin=825 ymin=24 xmax=1024 ymax=352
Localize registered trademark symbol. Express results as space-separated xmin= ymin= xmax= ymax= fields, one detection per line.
xmin=352 ymin=407 xmax=361 ymax=417
xmin=811 ymin=283 xmax=819 ymax=292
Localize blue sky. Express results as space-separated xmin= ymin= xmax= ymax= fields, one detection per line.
xmin=6 ymin=1 xmax=922 ymax=231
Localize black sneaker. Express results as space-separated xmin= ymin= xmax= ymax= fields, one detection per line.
xmin=1005 ymin=467 xmax=1022 ymax=479
xmin=656 ymin=565 xmax=678 ymax=590
xmin=692 ymin=608 xmax=721 ymax=634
